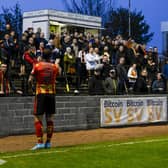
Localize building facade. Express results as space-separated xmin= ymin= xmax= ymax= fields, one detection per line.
xmin=23 ymin=9 xmax=102 ymax=39
xmin=161 ymin=21 xmax=168 ymax=55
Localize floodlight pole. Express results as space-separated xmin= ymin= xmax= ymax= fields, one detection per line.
xmin=128 ymin=0 xmax=131 ymax=37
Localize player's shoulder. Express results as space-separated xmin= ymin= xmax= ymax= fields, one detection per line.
xmin=51 ymin=63 xmax=58 ymax=69
xmin=34 ymin=62 xmax=42 ymax=68
xmin=44 ymin=62 xmax=58 ymax=70
xmin=34 ymin=63 xmax=39 ymax=68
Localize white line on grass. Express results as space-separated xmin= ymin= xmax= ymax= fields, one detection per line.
xmin=1 ymin=150 xmax=69 ymax=159
xmin=0 ymin=159 xmax=6 ymax=165
xmin=0 ymin=138 xmax=168 ymax=161
xmin=107 ymin=138 xmax=168 ymax=147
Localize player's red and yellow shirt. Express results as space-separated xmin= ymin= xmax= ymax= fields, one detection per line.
xmin=31 ymin=62 xmax=59 ymax=95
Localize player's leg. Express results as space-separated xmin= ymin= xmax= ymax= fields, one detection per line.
xmin=34 ymin=115 xmax=44 ymax=144
xmin=44 ymin=94 xmax=55 ymax=149
xmin=45 ymin=114 xmax=54 ymax=148
xmin=32 ymin=95 xmax=45 ymax=150
xmin=31 ymin=115 xmax=45 ymax=150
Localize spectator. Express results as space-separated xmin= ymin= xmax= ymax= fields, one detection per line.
xmin=3 ymin=23 xmax=12 ymax=36
xmin=152 ymin=73 xmax=165 ymax=93
xmin=116 ymin=57 xmax=128 ymax=94
xmin=36 ymin=32 xmax=48 ymax=49
xmin=78 ymin=33 xmax=85 ymax=50
xmin=92 ymin=37 xmax=100 ymax=50
xmin=106 ymin=37 xmax=113 ymax=59
xmin=102 ymin=46 xmax=110 ymax=61
xmin=94 ymin=47 xmax=101 ymax=63
xmin=88 ymin=69 xmax=105 ymax=95
xmin=27 ymin=27 xmax=34 ymax=39
xmin=104 ymin=68 xmax=118 ymax=95
xmin=53 ymin=33 xmax=61 ymax=49
xmin=36 ymin=42 xmax=45 ymax=59
xmin=152 ymin=46 xmax=159 ymax=68
xmin=50 ymin=47 xmax=61 ymax=65
xmin=146 ymin=58 xmax=158 ymax=86
xmin=64 ymin=47 xmax=76 ymax=85
xmin=35 ymin=27 xmax=42 ymax=39
xmin=61 ymin=35 xmax=72 ymax=54
xmin=64 ymin=47 xmax=76 ymax=74
xmin=78 ymin=48 xmax=87 ymax=85
xmin=22 ymin=46 xmax=37 ymax=95
xmin=116 ymin=45 xmax=126 ymax=64
xmin=162 ymin=58 xmax=168 ymax=91
xmin=71 ymin=38 xmax=79 ymax=58
xmin=133 ymin=69 xmax=148 ymax=94
xmin=127 ymin=63 xmax=138 ymax=91
xmin=49 ymin=30 xmax=56 ymax=40
xmin=101 ymin=54 xmax=113 ymax=79
xmin=28 ymin=37 xmax=35 ymax=47
xmin=3 ymin=33 xmax=13 ymax=66
xmin=134 ymin=44 xmax=146 ymax=75
xmin=126 ymin=40 xmax=136 ymax=66
xmin=10 ymin=30 xmax=19 ymax=67
xmin=0 ymin=63 xmax=22 ymax=95
xmin=0 ymin=40 xmax=8 ymax=65
xmin=85 ymin=47 xmax=99 ymax=77
xmin=19 ymin=34 xmax=28 ymax=76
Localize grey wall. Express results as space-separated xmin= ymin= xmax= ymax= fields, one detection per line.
xmin=0 ymin=95 xmax=167 ymax=137
xmin=0 ymin=96 xmax=101 ymax=137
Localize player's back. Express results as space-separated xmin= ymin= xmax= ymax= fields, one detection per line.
xmin=34 ymin=61 xmax=58 ymax=94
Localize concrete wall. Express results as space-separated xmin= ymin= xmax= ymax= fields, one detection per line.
xmin=0 ymin=96 xmax=100 ymax=137
xmin=0 ymin=95 xmax=167 ymax=137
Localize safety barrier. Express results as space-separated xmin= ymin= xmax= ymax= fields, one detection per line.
xmin=0 ymin=95 xmax=167 ymax=137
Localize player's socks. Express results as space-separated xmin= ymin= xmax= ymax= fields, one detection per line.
xmin=46 ymin=121 xmax=54 ymax=143
xmin=35 ymin=121 xmax=43 ymax=143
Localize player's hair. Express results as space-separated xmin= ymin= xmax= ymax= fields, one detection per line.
xmin=43 ymin=48 xmax=52 ymax=60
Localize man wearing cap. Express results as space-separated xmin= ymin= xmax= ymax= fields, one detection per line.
xmin=88 ymin=68 xmax=105 ymax=95
xmin=104 ymin=68 xmax=118 ymax=95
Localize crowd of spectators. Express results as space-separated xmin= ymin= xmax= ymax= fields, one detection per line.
xmin=0 ymin=23 xmax=167 ymax=96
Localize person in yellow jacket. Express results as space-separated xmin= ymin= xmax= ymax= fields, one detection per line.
xmin=63 ymin=47 xmax=76 ymax=88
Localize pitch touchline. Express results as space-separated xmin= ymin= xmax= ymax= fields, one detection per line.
xmin=1 ymin=138 xmax=168 ymax=160
xmin=107 ymin=138 xmax=168 ymax=147
xmin=1 ymin=150 xmax=69 ymax=159
xmin=0 ymin=159 xmax=6 ymax=165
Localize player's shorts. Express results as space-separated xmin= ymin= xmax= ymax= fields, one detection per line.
xmin=34 ymin=94 xmax=55 ymax=115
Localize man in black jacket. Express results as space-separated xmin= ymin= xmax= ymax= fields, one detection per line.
xmin=88 ymin=69 xmax=105 ymax=95
xmin=133 ymin=69 xmax=148 ymax=94
xmin=116 ymin=57 xmax=128 ymax=94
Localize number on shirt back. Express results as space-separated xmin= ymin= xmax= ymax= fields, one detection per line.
xmin=43 ymin=69 xmax=53 ymax=84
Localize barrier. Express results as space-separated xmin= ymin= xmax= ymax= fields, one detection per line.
xmin=0 ymin=95 xmax=167 ymax=137
xmin=101 ymin=97 xmax=167 ymax=127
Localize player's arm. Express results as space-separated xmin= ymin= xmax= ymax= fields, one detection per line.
xmin=55 ymin=62 xmax=62 ymax=76
xmin=28 ymin=64 xmax=37 ymax=85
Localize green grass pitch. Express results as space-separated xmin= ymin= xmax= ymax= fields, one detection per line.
xmin=1 ymin=136 xmax=168 ymax=168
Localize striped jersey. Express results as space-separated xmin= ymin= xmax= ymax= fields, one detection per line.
xmin=31 ymin=62 xmax=59 ymax=95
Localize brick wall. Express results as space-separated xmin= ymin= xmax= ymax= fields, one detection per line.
xmin=0 ymin=95 xmax=167 ymax=137
xmin=0 ymin=96 xmax=101 ymax=136
xmin=0 ymin=97 xmax=34 ymax=136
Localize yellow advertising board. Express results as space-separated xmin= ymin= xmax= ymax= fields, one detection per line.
xmin=101 ymin=97 xmax=167 ymax=127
